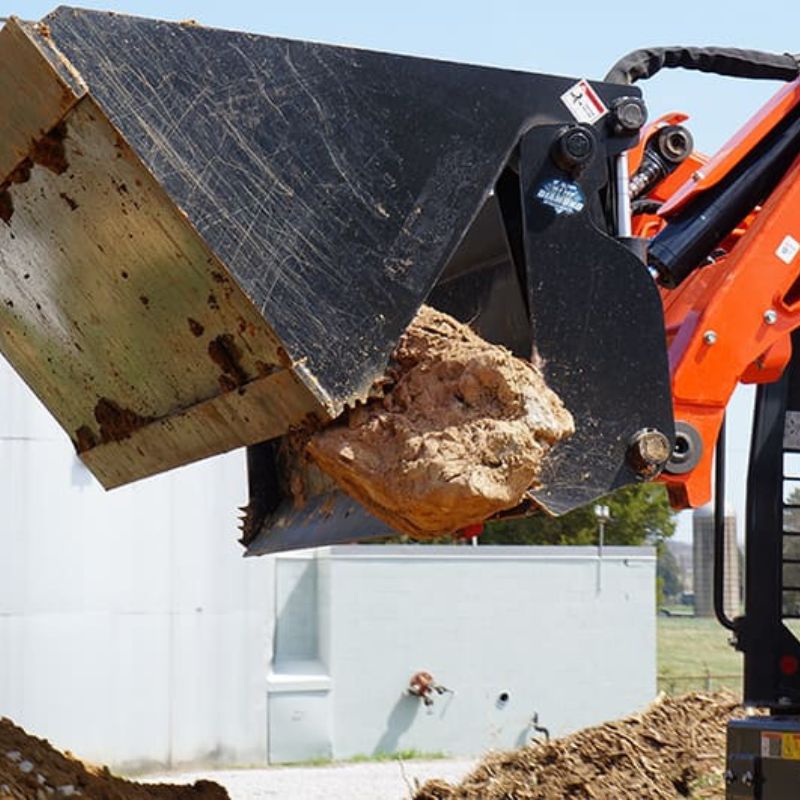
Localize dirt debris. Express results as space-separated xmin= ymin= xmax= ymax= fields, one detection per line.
xmin=0 ymin=717 xmax=228 ymax=800
xmin=208 ymin=333 xmax=247 ymax=392
xmin=94 ymin=398 xmax=154 ymax=445
xmin=30 ymin=122 xmax=69 ymax=176
xmin=187 ymin=318 xmax=204 ymax=338
xmin=414 ymin=692 xmax=746 ymax=800
xmin=307 ymin=305 xmax=574 ymax=538
xmin=0 ymin=121 xmax=70 ymax=225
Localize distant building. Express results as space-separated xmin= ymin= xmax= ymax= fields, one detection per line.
xmin=666 ymin=540 xmax=693 ymax=594
xmin=693 ymin=505 xmax=739 ymax=618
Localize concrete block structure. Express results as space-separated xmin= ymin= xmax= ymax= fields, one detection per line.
xmin=267 ymin=546 xmax=657 ymax=762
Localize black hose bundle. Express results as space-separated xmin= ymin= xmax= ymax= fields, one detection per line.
xmin=606 ymin=46 xmax=800 ymax=85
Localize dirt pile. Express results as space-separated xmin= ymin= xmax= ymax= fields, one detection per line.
xmin=0 ymin=718 xmax=228 ymax=800
xmin=414 ymin=692 xmax=745 ymax=800
xmin=308 ymin=306 xmax=574 ymax=538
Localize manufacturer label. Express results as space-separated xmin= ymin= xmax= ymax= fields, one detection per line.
xmin=535 ymin=179 xmax=585 ymax=216
xmin=777 ymin=235 xmax=800 ymax=265
xmin=560 ymin=79 xmax=608 ymax=125
xmin=761 ymin=731 xmax=800 ymax=760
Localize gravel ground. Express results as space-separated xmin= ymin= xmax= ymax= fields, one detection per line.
xmin=140 ymin=759 xmax=474 ymax=800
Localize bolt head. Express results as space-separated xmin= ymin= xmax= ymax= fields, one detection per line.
xmin=703 ymin=330 xmax=718 ymax=345
xmin=627 ymin=429 xmax=671 ymax=478
xmin=656 ymin=125 xmax=694 ymax=164
xmin=612 ymin=97 xmax=647 ymax=133
xmin=564 ymin=129 xmax=592 ymax=159
xmin=552 ymin=125 xmax=596 ymax=170
xmin=764 ymin=309 xmax=778 ymax=325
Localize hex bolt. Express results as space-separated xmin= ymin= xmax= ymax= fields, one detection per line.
xmin=703 ymin=330 xmax=718 ymax=345
xmin=764 ymin=309 xmax=778 ymax=325
xmin=611 ymin=97 xmax=647 ymax=134
xmin=552 ymin=125 xmax=596 ymax=171
xmin=566 ymin=130 xmax=592 ymax=158
xmin=627 ymin=429 xmax=671 ymax=478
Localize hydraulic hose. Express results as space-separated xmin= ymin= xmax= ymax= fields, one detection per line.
xmin=606 ymin=46 xmax=800 ymax=86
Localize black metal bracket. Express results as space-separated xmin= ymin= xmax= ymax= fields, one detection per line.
xmin=737 ymin=330 xmax=800 ymax=710
xmin=716 ymin=415 xmax=737 ymax=631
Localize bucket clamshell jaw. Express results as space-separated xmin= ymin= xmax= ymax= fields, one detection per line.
xmin=0 ymin=8 xmax=673 ymax=553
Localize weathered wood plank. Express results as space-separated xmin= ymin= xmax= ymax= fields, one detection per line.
xmin=0 ymin=91 xmax=331 ymax=486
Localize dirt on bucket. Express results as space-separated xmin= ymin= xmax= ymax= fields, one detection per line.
xmin=307 ymin=305 xmax=574 ymax=538
xmin=0 ymin=717 xmax=228 ymax=800
xmin=413 ymin=691 xmax=746 ymax=800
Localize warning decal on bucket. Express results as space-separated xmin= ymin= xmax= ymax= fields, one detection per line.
xmin=561 ymin=80 xmax=608 ymax=125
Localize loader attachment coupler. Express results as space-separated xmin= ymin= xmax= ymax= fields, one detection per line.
xmin=0 ymin=8 xmax=673 ymax=553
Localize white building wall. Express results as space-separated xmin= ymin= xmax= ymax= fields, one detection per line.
xmin=0 ymin=357 xmax=275 ymax=771
xmin=268 ymin=545 xmax=656 ymax=761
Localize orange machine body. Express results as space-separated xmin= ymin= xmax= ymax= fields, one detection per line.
xmin=639 ymin=80 xmax=800 ymax=508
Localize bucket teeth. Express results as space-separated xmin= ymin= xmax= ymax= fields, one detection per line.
xmin=237 ymin=503 xmax=259 ymax=546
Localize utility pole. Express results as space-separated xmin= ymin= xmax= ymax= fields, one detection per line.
xmin=594 ymin=503 xmax=610 ymax=593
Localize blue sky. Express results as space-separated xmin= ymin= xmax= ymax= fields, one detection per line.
xmin=5 ymin=0 xmax=800 ymax=540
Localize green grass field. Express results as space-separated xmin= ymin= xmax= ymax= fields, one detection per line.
xmin=657 ymin=615 xmax=742 ymax=694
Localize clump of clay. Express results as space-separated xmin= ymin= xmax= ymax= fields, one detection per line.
xmin=307 ymin=306 xmax=574 ymax=538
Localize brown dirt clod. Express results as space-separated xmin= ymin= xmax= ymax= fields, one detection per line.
xmin=208 ymin=334 xmax=248 ymax=390
xmin=73 ymin=424 xmax=97 ymax=453
xmin=0 ymin=191 xmax=13 ymax=225
xmin=414 ymin=692 xmax=745 ymax=800
xmin=307 ymin=305 xmax=574 ymax=538
xmin=93 ymin=398 xmax=154 ymax=444
xmin=0 ymin=122 xmax=70 ymax=225
xmin=30 ymin=121 xmax=69 ymax=176
xmin=0 ymin=716 xmax=229 ymax=800
xmin=254 ymin=359 xmax=277 ymax=377
xmin=7 ymin=159 xmax=33 ymax=186
xmin=59 ymin=192 xmax=79 ymax=211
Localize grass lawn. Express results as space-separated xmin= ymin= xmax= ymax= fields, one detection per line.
xmin=657 ymin=616 xmax=742 ymax=694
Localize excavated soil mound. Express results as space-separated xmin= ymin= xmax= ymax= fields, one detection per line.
xmin=0 ymin=718 xmax=228 ymax=800
xmin=414 ymin=692 xmax=745 ymax=800
xmin=308 ymin=306 xmax=574 ymax=538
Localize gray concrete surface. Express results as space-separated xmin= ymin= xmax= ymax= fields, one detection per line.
xmin=141 ymin=758 xmax=475 ymax=800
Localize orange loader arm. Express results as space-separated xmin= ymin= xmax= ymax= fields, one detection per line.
xmin=630 ymin=78 xmax=800 ymax=510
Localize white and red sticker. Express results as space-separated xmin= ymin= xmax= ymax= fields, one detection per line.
xmin=560 ymin=79 xmax=608 ymax=125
